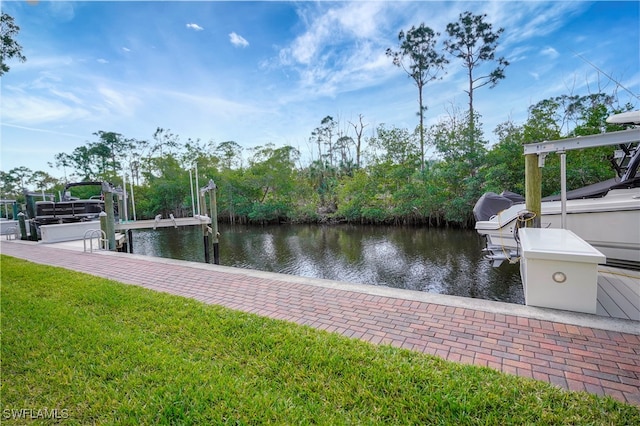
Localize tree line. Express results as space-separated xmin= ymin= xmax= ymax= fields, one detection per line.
xmin=1 ymin=93 xmax=633 ymax=227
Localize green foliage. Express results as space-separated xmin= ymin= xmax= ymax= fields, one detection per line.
xmin=0 ymin=85 xmax=632 ymax=227
xmin=216 ymin=168 xmax=253 ymax=223
xmin=336 ymin=170 xmax=368 ymax=221
xmin=248 ymin=200 xmax=290 ymax=223
xmin=51 ymin=131 xmax=134 ymax=182
xmin=3 ymin=256 xmax=639 ymax=424
xmin=143 ymin=155 xmax=191 ymax=217
xmin=367 ymin=124 xmax=420 ymax=167
xmin=444 ymin=11 xmax=509 ymax=131
xmin=523 ymin=96 xmax=626 ymax=197
xmin=0 ymin=12 xmax=26 ymax=76
xmin=386 ymin=23 xmax=448 ymax=169
xmin=481 ymin=120 xmax=526 ymax=194
xmin=445 ymin=11 xmax=507 ymax=78
xmin=361 ymin=206 xmax=387 ymax=223
xmin=215 ymin=140 xmax=244 ymax=169
xmin=523 ymin=98 xmax=563 ymax=142
xmin=289 ymin=201 xmax=320 ymax=223
xmin=431 ymin=110 xmax=487 ymax=167
xmin=427 ymin=110 xmax=489 ymax=226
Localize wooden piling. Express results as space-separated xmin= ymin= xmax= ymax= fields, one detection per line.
xmin=127 ymin=229 xmax=134 ymax=253
xmin=524 ymin=153 xmax=541 ymax=228
xmin=209 ymin=183 xmax=219 ymax=265
xmin=103 ymin=190 xmax=116 ymax=250
xmin=18 ymin=212 xmax=27 ymax=240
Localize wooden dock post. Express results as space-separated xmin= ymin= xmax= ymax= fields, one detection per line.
xmin=203 ymin=230 xmax=210 ymax=263
xmin=117 ymin=192 xmax=125 ymax=224
xmin=28 ymin=220 xmax=38 ymax=241
xmin=209 ymin=181 xmax=219 ymax=265
xmin=127 ymin=229 xmax=134 ymax=253
xmin=200 ymin=179 xmax=219 ymax=265
xmin=99 ymin=211 xmax=109 ymax=249
xmin=524 ymin=153 xmax=542 ymax=228
xmin=102 ymin=183 xmax=117 ymax=250
xmin=18 ymin=212 xmax=28 ymax=240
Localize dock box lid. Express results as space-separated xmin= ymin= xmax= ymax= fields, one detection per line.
xmin=519 ymin=228 xmax=606 ymax=263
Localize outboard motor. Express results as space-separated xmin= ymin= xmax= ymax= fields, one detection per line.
xmin=473 ymin=192 xmax=514 ymax=222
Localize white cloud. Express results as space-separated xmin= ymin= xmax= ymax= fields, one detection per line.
xmin=288 ymin=30 xmax=324 ymax=65
xmin=229 ymin=32 xmax=249 ymax=48
xmin=541 ymin=47 xmax=559 ymax=59
xmin=276 ymin=2 xmax=398 ymax=100
xmin=507 ymin=46 xmax=532 ymax=63
xmin=48 ymin=1 xmax=75 ymax=22
xmin=335 ymin=2 xmax=387 ymax=39
xmin=122 ymin=47 xmax=131 ymax=52
xmin=49 ymin=88 xmax=84 ymax=105
xmin=1 ymin=94 xmax=90 ymax=124
xmin=97 ymin=58 xmax=109 ymax=64
xmin=186 ymin=23 xmax=203 ymax=31
xmin=96 ymin=86 xmax=141 ymax=117
xmin=1 ymin=123 xmax=85 ymax=140
xmin=496 ymin=2 xmax=589 ymax=48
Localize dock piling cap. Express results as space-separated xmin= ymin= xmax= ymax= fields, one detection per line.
xmin=201 ymin=179 xmax=217 ymax=191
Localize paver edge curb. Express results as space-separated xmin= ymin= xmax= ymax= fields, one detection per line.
xmin=95 ymin=247 xmax=640 ymax=336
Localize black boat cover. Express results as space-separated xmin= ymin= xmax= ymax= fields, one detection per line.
xmin=473 ymin=192 xmax=514 ymax=221
xmin=541 ymin=177 xmax=619 ymax=201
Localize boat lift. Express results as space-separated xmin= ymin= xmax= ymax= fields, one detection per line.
xmin=517 ymin=119 xmax=639 ymax=314
xmin=524 ymin=127 xmax=640 ymax=229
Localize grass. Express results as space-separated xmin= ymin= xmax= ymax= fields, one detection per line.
xmin=1 ymin=255 xmax=638 ymax=425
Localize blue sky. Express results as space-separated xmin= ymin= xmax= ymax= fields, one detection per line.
xmin=1 ymin=1 xmax=639 ymax=178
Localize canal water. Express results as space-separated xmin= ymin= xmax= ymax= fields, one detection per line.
xmin=130 ymin=224 xmax=524 ymax=304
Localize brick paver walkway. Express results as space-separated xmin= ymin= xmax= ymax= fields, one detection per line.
xmin=2 ymin=241 xmax=639 ymax=406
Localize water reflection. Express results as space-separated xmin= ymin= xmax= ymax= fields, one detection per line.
xmin=130 ymin=224 xmax=524 ymax=304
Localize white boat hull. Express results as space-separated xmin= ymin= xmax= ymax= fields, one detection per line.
xmin=475 ymin=188 xmax=640 ymax=268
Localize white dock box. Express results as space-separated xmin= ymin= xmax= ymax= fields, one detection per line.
xmin=40 ymin=221 xmax=101 ymax=243
xmin=519 ymin=228 xmax=605 ymax=314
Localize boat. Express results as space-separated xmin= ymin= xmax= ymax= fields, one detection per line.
xmin=29 ymin=181 xmax=116 ymax=225
xmin=474 ymin=112 xmax=640 ymax=269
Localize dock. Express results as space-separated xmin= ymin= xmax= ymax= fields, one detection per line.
xmin=598 ymin=266 xmax=640 ymax=321
xmin=115 ymin=215 xmax=211 ymax=231
xmin=1 ymin=239 xmax=638 ymax=406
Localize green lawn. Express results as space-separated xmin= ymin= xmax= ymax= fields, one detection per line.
xmin=1 ymin=255 xmax=638 ymax=425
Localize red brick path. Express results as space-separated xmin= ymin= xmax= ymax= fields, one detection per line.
xmin=2 ymin=241 xmax=639 ymax=406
